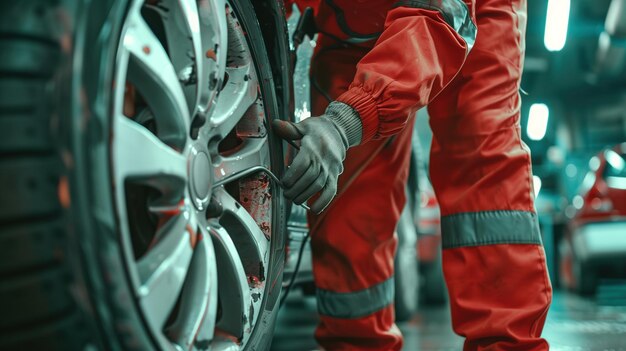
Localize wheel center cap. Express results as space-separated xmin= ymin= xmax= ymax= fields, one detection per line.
xmin=192 ymin=151 xmax=211 ymax=198
xmin=189 ymin=145 xmax=213 ymax=210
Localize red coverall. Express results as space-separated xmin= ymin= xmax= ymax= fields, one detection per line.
xmin=290 ymin=0 xmax=553 ymax=349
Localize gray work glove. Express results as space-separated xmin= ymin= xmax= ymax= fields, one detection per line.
xmin=272 ymin=102 xmax=362 ymax=213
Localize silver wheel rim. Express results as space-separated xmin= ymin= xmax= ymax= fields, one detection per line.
xmin=111 ymin=1 xmax=274 ymax=349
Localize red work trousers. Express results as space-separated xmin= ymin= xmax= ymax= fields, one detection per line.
xmin=307 ymin=0 xmax=552 ymax=350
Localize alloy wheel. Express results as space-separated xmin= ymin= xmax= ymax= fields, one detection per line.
xmin=110 ymin=0 xmax=277 ymax=349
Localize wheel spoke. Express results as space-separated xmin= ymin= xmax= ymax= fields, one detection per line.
xmin=176 ymin=0 xmax=203 ymax=73
xmin=124 ymin=10 xmax=190 ymax=146
xmin=179 ymin=0 xmax=206 ymax=116
xmin=213 ymin=136 xmax=270 ymax=186
xmin=113 ymin=115 xmax=187 ymax=183
xmin=209 ymin=221 xmax=251 ymax=340
xmin=208 ymin=64 xmax=259 ymax=140
xmin=212 ymin=188 xmax=270 ymax=343
xmin=216 ymin=188 xmax=270 ymax=263
xmin=148 ymin=199 xmax=186 ymax=217
xmin=210 ymin=337 xmax=240 ymax=350
xmin=150 ymin=0 xmax=205 ymax=116
xmin=137 ymin=214 xmax=195 ymax=328
xmin=197 ymin=0 xmax=228 ymax=111
xmin=167 ymin=225 xmax=218 ymax=349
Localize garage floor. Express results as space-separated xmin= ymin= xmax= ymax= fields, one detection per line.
xmin=271 ymin=283 xmax=626 ymax=351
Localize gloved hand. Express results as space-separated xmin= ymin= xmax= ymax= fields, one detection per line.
xmin=272 ymin=101 xmax=362 ymax=213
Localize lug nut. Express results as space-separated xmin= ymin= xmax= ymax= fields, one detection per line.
xmin=190 ymin=114 xmax=206 ymax=139
xmin=206 ymin=196 xmax=223 ymax=218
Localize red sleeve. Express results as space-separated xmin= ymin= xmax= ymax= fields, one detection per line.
xmin=335 ymin=3 xmax=476 ymax=143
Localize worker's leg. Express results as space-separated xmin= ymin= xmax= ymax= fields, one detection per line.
xmin=307 ymin=128 xmax=412 ymax=350
xmin=305 ymin=38 xmax=413 ymax=350
xmin=427 ymin=0 xmax=552 ymax=350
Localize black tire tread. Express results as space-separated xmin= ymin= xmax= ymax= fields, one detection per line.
xmin=0 ymin=218 xmax=66 ymax=275
xmin=0 ymin=1 xmax=61 ymax=43
xmin=0 ymin=264 xmax=73 ymax=330
xmin=0 ymin=157 xmax=62 ymax=221
xmin=0 ymin=309 xmax=89 ymax=351
xmin=0 ymin=78 xmax=48 ymax=112
xmin=0 ymin=2 xmax=84 ymax=350
xmin=0 ymin=40 xmax=60 ymax=79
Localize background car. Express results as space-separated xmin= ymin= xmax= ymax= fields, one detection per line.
xmin=394 ymin=132 xmax=447 ymax=320
xmin=559 ymin=143 xmax=626 ymax=295
xmin=414 ymin=168 xmax=447 ymax=305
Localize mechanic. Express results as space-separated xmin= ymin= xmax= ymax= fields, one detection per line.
xmin=274 ymin=0 xmax=553 ymax=349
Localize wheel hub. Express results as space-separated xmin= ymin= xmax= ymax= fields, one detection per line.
xmin=189 ymin=144 xmax=213 ymax=210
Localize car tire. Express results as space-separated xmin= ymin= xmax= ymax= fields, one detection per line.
xmin=394 ymin=205 xmax=419 ymax=322
xmin=0 ymin=0 xmax=288 ymax=350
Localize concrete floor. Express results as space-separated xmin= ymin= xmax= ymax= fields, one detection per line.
xmin=271 ymin=284 xmax=626 ymax=351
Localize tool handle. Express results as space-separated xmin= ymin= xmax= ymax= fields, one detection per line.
xmin=292 ymin=7 xmax=317 ymax=48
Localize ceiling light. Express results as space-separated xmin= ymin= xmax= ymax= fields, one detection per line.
xmin=533 ymin=175 xmax=542 ymax=198
xmin=527 ymin=103 xmax=549 ymax=141
xmin=544 ymin=0 xmax=571 ymax=52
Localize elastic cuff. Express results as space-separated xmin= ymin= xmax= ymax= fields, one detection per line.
xmin=335 ymin=87 xmax=379 ymax=143
xmin=325 ymin=101 xmax=363 ymax=147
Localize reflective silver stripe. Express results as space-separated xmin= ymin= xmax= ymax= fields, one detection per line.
xmin=441 ymin=210 xmax=542 ymax=249
xmin=316 ymin=278 xmax=394 ymax=319
xmin=394 ymin=0 xmax=477 ymax=53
